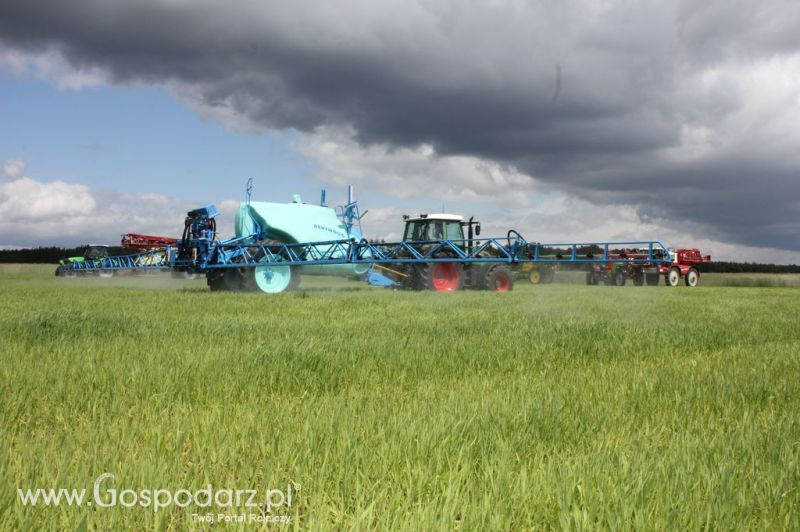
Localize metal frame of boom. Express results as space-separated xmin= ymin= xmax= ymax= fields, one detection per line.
xmin=63 ymin=234 xmax=672 ymax=274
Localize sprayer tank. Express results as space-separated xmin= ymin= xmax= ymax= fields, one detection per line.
xmin=235 ymin=200 xmax=370 ymax=276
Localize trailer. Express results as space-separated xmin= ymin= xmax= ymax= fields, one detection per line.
xmin=586 ymin=248 xmax=711 ymax=287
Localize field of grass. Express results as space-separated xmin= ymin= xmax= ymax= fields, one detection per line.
xmin=1 ymin=265 xmax=799 ymax=530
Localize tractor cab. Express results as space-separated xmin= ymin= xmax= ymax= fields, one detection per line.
xmin=83 ymin=245 xmax=110 ymax=261
xmin=402 ymin=214 xmax=481 ymax=245
xmin=59 ymin=244 xmax=110 ymax=265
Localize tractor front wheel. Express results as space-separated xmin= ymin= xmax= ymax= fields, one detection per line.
xmin=528 ymin=269 xmax=541 ymax=284
xmin=645 ymin=273 xmax=660 ymax=286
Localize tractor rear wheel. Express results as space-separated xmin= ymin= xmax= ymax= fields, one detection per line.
xmin=684 ymin=268 xmax=699 ymax=287
xmin=415 ymin=262 xmax=463 ymax=292
xmin=614 ymin=270 xmax=626 ymax=286
xmin=528 ymin=269 xmax=541 ymax=284
xmin=632 ymin=271 xmax=644 ymax=286
xmin=666 ymin=267 xmax=681 ymax=286
xmin=646 ymin=273 xmax=660 ymax=286
xmin=485 ymin=265 xmax=513 ymax=292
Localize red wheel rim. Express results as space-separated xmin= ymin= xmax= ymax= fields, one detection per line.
xmin=431 ymin=263 xmax=460 ymax=291
xmin=493 ymin=273 xmax=510 ymax=292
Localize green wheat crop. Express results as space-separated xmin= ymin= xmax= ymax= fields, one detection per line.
xmin=1 ymin=266 xmax=799 ymax=530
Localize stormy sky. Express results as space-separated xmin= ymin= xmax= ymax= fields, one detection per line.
xmin=1 ymin=0 xmax=799 ymax=256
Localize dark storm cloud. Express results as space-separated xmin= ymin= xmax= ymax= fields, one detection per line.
xmin=2 ymin=0 xmax=799 ymax=250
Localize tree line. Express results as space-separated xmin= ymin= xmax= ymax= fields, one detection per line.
xmin=0 ymin=246 xmax=124 ymax=264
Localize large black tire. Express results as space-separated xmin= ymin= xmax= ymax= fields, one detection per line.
xmin=485 ymin=264 xmax=514 ymax=291
xmin=613 ymin=270 xmax=626 ymax=286
xmin=206 ymin=270 xmax=226 ymax=291
xmin=646 ymin=273 xmax=660 ymax=286
xmin=632 ymin=271 xmax=644 ymax=286
xmin=414 ymin=262 xmax=464 ymax=292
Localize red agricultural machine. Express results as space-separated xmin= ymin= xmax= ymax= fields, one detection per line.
xmin=586 ymin=248 xmax=712 ymax=287
xmin=121 ymin=233 xmax=178 ymax=250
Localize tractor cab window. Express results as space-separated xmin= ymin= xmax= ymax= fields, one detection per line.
xmin=426 ymin=221 xmax=444 ymax=240
xmin=404 ymin=220 xmax=445 ymax=241
xmin=445 ymin=221 xmax=463 ymax=241
xmin=404 ymin=221 xmax=424 ymax=241
xmin=84 ymin=247 xmax=108 ymax=260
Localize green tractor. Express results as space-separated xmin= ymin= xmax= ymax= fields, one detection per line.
xmin=380 ymin=213 xmax=514 ymax=291
xmin=55 ymin=245 xmax=114 ymax=277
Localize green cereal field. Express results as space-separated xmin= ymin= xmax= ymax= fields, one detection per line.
xmin=1 ymin=265 xmax=799 ymax=530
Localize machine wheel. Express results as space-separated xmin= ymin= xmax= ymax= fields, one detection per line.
xmin=485 ymin=265 xmax=513 ymax=292
xmin=614 ymin=270 xmax=626 ymax=287
xmin=243 ymin=240 xmax=301 ymax=294
xmin=586 ymin=271 xmax=599 ymax=285
xmin=415 ymin=262 xmax=463 ymax=292
xmin=206 ymin=271 xmax=226 ymax=291
xmin=632 ymin=271 xmax=644 ymax=286
xmin=684 ymin=268 xmax=700 ymax=287
xmin=223 ymin=270 xmax=243 ymax=291
xmin=541 ymin=268 xmax=555 ymax=284
xmin=528 ymin=269 xmax=542 ymax=284
xmin=645 ymin=273 xmax=660 ymax=286
xmin=242 ymin=265 xmax=300 ymax=293
xmin=666 ymin=267 xmax=681 ymax=286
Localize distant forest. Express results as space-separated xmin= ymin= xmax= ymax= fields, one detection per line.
xmin=0 ymin=246 xmax=125 ymax=264
xmin=1 ymin=246 xmax=798 ymax=273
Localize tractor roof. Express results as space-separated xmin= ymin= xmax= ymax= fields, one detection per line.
xmin=403 ymin=213 xmax=464 ymax=222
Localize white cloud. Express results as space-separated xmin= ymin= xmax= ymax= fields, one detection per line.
xmin=0 ymin=45 xmax=109 ymax=90
xmin=2 ymin=158 xmax=26 ymax=180
xmin=296 ymin=125 xmax=536 ymax=207
xmin=0 ymin=176 xmax=95 ymax=220
xmin=0 ymin=158 xmax=238 ymax=247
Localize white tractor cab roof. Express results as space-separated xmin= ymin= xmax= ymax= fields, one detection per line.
xmin=403 ymin=213 xmax=464 ymax=222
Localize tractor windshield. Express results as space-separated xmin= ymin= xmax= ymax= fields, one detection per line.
xmin=84 ymin=247 xmax=108 ymax=260
xmin=404 ymin=220 xmax=463 ymax=241
xmin=404 ymin=220 xmax=443 ymax=241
